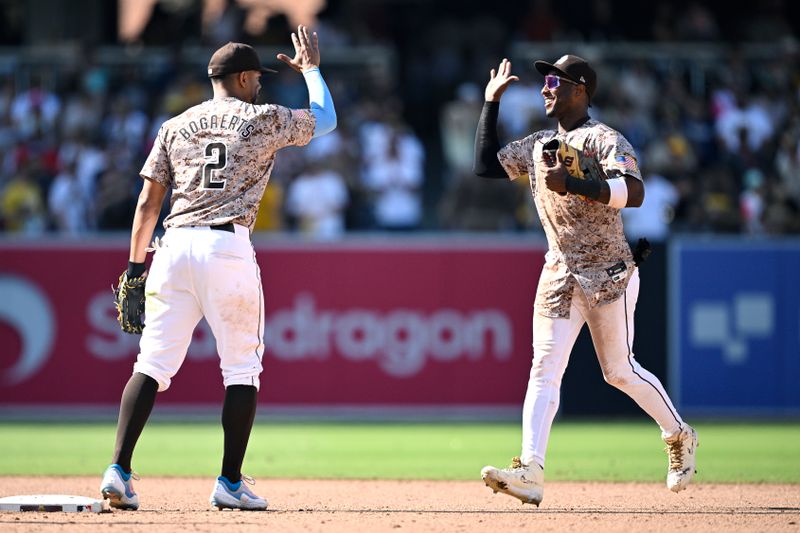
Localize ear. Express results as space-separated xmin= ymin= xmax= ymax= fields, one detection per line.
xmin=238 ymin=71 xmax=248 ymax=88
xmin=577 ymin=84 xmax=589 ymax=103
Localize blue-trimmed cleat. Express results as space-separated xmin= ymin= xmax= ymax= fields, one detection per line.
xmin=100 ymin=464 xmax=140 ymax=510
xmin=210 ymin=475 xmax=268 ymax=511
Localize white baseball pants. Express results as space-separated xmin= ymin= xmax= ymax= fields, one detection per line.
xmin=521 ymin=269 xmax=684 ymax=468
xmin=133 ymin=225 xmax=265 ymax=392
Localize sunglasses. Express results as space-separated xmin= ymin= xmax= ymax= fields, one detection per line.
xmin=544 ymin=74 xmax=579 ymax=90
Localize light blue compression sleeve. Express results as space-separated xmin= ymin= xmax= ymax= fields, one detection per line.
xmin=302 ymin=67 xmax=336 ymax=138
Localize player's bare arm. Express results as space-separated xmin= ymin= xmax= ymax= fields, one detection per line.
xmin=621 ymin=176 xmax=643 ymax=207
xmin=484 ymin=58 xmax=519 ymax=102
xmin=277 ymin=25 xmax=320 ymax=72
xmin=129 ymin=179 xmax=167 ymax=264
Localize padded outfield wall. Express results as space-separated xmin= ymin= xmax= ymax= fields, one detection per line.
xmin=1 ymin=236 xmax=796 ymax=418
xmin=669 ymin=237 xmax=800 ymax=416
xmin=0 ymin=237 xmax=543 ymax=412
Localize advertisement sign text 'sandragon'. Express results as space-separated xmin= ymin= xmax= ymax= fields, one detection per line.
xmin=0 ymin=242 xmax=544 ymax=405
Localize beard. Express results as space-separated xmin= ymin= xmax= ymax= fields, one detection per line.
xmin=250 ymin=86 xmax=260 ymax=104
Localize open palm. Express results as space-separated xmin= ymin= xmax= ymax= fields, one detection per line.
xmin=485 ymin=58 xmax=519 ymax=102
xmin=277 ymin=25 xmax=320 ymax=73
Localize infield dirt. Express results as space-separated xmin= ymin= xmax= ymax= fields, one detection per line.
xmin=0 ymin=477 xmax=798 ymax=532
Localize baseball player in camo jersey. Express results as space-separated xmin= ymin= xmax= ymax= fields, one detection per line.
xmin=99 ymin=26 xmax=336 ymax=511
xmin=474 ymin=55 xmax=697 ymax=506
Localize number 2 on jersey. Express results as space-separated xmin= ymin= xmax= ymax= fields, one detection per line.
xmin=201 ymin=142 xmax=227 ymax=190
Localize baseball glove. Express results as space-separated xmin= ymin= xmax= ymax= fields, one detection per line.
xmin=580 ymin=156 xmax=608 ymax=183
xmin=113 ymin=271 xmax=146 ymax=334
xmin=632 ymin=238 xmax=652 ymax=266
xmin=554 ymin=139 xmax=608 ymax=184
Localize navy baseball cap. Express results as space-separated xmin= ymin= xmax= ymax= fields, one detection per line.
xmin=208 ymin=42 xmax=277 ymax=78
xmin=534 ymin=54 xmax=597 ymax=103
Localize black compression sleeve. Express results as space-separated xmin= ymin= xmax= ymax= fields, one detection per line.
xmin=473 ymin=101 xmax=507 ymax=179
xmin=565 ymin=175 xmax=602 ymax=200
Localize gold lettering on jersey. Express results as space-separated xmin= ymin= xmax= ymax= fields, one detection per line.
xmin=177 ymin=114 xmax=252 ymax=140
xmin=558 ymin=142 xmax=585 ymax=179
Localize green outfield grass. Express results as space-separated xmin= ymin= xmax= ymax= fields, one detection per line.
xmin=0 ymin=421 xmax=798 ymax=483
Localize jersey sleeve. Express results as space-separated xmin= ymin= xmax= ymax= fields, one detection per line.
xmin=140 ymin=124 xmax=172 ymax=188
xmin=261 ymin=105 xmax=316 ymax=149
xmin=497 ymin=134 xmax=535 ymax=180
xmin=597 ymin=131 xmax=642 ymax=181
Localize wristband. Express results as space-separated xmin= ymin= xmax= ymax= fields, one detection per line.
xmin=127 ymin=261 xmax=146 ymax=279
xmin=606 ymin=177 xmax=628 ymax=208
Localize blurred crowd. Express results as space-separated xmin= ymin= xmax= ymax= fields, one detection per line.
xmin=438 ymin=46 xmax=800 ymax=239
xmin=0 ymin=0 xmax=799 ymax=239
xmin=0 ymin=63 xmax=426 ymax=237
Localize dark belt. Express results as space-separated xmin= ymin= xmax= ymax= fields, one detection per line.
xmin=210 ymin=223 xmax=235 ymax=233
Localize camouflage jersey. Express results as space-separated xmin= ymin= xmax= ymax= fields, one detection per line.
xmin=497 ymin=119 xmax=642 ymax=318
xmin=141 ymin=97 xmax=316 ymax=231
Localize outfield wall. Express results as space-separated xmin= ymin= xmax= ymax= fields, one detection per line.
xmin=670 ymin=237 xmax=800 ymax=416
xmin=3 ymin=236 xmax=797 ymax=418
xmin=0 ymin=237 xmax=544 ymax=408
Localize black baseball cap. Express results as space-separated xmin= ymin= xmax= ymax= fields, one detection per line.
xmin=534 ymin=54 xmax=597 ymax=103
xmin=207 ymin=42 xmax=277 ymax=78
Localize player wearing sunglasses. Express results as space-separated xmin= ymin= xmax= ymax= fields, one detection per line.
xmin=473 ymin=54 xmax=697 ymax=506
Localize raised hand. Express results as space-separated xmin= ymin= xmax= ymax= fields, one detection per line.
xmin=485 ymin=58 xmax=519 ymax=102
xmin=276 ymin=25 xmax=320 ymax=73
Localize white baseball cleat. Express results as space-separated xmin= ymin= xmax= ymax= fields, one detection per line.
xmin=481 ymin=457 xmax=544 ymax=506
xmin=210 ymin=475 xmax=268 ymax=511
xmin=100 ymin=464 xmax=140 ymax=510
xmin=663 ymin=424 xmax=699 ymax=492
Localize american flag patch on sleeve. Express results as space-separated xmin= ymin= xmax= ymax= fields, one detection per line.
xmin=614 ymin=154 xmax=639 ymax=174
xmin=292 ymin=109 xmax=311 ymax=121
